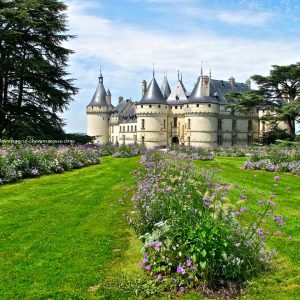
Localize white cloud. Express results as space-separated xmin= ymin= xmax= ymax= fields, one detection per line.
xmin=216 ymin=10 xmax=273 ymax=26
xmin=63 ymin=0 xmax=300 ymax=133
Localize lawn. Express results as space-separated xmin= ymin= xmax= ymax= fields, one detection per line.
xmin=0 ymin=156 xmax=142 ymax=299
xmin=0 ymin=155 xmax=299 ymax=299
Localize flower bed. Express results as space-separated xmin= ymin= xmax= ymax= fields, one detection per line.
xmin=167 ymin=145 xmax=214 ymax=160
xmin=129 ymin=151 xmax=288 ymax=296
xmin=0 ymin=145 xmax=100 ymax=184
xmin=244 ymin=146 xmax=300 ymax=175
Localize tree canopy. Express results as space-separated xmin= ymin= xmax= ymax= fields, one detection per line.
xmin=0 ymin=0 xmax=78 ymax=140
xmin=225 ymin=63 xmax=300 ymax=137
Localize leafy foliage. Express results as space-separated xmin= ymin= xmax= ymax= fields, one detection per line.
xmin=0 ymin=0 xmax=78 ymax=139
xmin=225 ymin=63 xmax=300 ymax=136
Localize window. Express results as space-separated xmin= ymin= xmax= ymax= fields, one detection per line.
xmin=164 ymin=119 xmax=166 ymax=129
xmin=188 ymin=119 xmax=191 ymax=129
xmin=217 ymin=134 xmax=223 ymax=146
xmin=232 ymin=134 xmax=237 ymax=146
xmin=158 ymin=105 xmax=161 ymax=108
xmin=187 ymin=137 xmax=190 ymax=146
xmin=119 ymin=126 xmax=121 ymax=132
xmin=142 ymin=136 xmax=145 ymax=144
xmin=112 ymin=136 xmax=114 ymax=143
xmin=141 ymin=119 xmax=145 ymax=129
xmin=196 ymin=104 xmax=199 ymax=107
xmin=187 ymin=105 xmax=189 ymax=108
xmin=122 ymin=135 xmax=125 ymax=145
xmin=135 ymin=125 xmax=137 ymax=132
xmin=262 ymin=120 xmax=266 ymax=132
xmin=123 ymin=126 xmax=125 ymax=132
xmin=131 ymin=125 xmax=133 ymax=132
xmin=175 ymin=106 xmax=177 ymax=109
xmin=248 ymin=120 xmax=253 ymax=131
xmin=174 ymin=117 xmax=178 ymax=128
xmin=112 ymin=126 xmax=114 ymax=133
xmin=218 ymin=119 xmax=222 ymax=131
xmin=127 ymin=126 xmax=129 ymax=132
xmin=208 ymin=104 xmax=211 ymax=107
xmin=247 ymin=135 xmax=253 ymax=145
xmin=149 ymin=105 xmax=152 ymax=108
xmin=141 ymin=105 xmax=143 ymax=108
xmin=180 ymin=106 xmax=182 ymax=109
xmin=232 ymin=119 xmax=237 ymax=131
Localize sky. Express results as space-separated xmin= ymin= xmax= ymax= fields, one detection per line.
xmin=62 ymin=0 xmax=300 ymax=133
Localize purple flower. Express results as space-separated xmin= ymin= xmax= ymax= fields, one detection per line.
xmin=165 ymin=187 xmax=171 ymax=193
xmin=179 ymin=285 xmax=185 ymax=292
xmin=271 ymin=249 xmax=277 ymax=255
xmin=274 ymin=175 xmax=280 ymax=181
xmin=145 ymin=264 xmax=151 ymax=271
xmin=240 ymin=207 xmax=247 ymax=212
xmin=186 ymin=259 xmax=192 ymax=267
xmin=138 ymin=263 xmax=143 ymax=269
xmin=157 ymin=273 xmax=162 ymax=280
xmin=177 ymin=265 xmax=185 ymax=275
xmin=257 ymin=228 xmax=263 ymax=236
xmin=258 ymin=200 xmax=265 ymax=206
xmin=235 ymin=243 xmax=241 ymax=248
xmin=268 ymin=200 xmax=276 ymax=207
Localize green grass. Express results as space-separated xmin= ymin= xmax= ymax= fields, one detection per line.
xmin=0 ymin=156 xmax=143 ymax=299
xmin=0 ymin=155 xmax=299 ymax=299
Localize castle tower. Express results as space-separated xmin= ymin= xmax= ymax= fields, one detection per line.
xmin=86 ymin=71 xmax=112 ymax=143
xmin=136 ymin=74 xmax=169 ymax=148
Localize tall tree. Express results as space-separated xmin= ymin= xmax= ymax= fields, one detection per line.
xmin=0 ymin=0 xmax=78 ymax=140
xmin=225 ymin=63 xmax=300 ymax=137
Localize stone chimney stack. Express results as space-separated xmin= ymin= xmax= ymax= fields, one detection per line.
xmin=202 ymin=75 xmax=210 ymax=96
xmin=228 ymin=76 xmax=236 ymax=86
xmin=106 ymin=89 xmax=111 ymax=106
xmin=142 ymin=80 xmax=147 ymax=96
xmin=118 ymin=96 xmax=123 ymax=104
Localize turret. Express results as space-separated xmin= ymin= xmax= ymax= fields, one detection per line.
xmin=86 ymin=71 xmax=111 ymax=143
xmin=142 ymin=80 xmax=147 ymax=97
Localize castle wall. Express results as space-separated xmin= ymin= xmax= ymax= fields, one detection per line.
xmin=86 ymin=107 xmax=110 ymax=144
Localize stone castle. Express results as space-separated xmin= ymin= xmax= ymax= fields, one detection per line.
xmin=86 ymin=70 xmax=262 ymax=148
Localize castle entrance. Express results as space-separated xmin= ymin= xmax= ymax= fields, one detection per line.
xmin=171 ymin=136 xmax=179 ymax=145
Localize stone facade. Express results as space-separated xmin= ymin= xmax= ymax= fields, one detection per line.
xmin=86 ymin=72 xmax=260 ymax=148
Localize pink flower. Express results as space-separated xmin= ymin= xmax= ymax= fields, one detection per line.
xmin=274 ymin=176 xmax=280 ymax=181
xmin=157 ymin=273 xmax=162 ymax=280
xmin=235 ymin=243 xmax=241 ymax=248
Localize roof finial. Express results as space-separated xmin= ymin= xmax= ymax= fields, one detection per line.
xmin=99 ymin=66 xmax=103 ymax=83
xmin=178 ymin=70 xmax=180 ymax=80
xmin=209 ymin=69 xmax=211 ymax=79
xmin=201 ymin=61 xmax=203 ymax=76
xmin=153 ymin=62 xmax=155 ymax=77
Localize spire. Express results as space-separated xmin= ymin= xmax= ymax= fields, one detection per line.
xmin=161 ymin=74 xmax=171 ymax=100
xmin=99 ymin=67 xmax=103 ymax=83
xmin=153 ymin=62 xmax=155 ymax=77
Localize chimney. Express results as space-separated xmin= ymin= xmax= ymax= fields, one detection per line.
xmin=118 ymin=96 xmax=123 ymax=104
xmin=228 ymin=76 xmax=235 ymax=86
xmin=106 ymin=89 xmax=111 ymax=106
xmin=142 ymin=80 xmax=147 ymax=96
xmin=202 ymin=75 xmax=210 ymax=96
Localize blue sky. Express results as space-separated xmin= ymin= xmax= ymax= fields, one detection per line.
xmin=63 ymin=0 xmax=300 ymax=133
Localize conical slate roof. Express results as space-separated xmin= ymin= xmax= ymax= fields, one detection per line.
xmin=161 ymin=75 xmax=171 ymax=100
xmin=87 ymin=73 xmax=108 ymax=107
xmin=139 ymin=76 xmax=166 ymax=104
xmin=188 ymin=75 xmax=219 ymax=104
